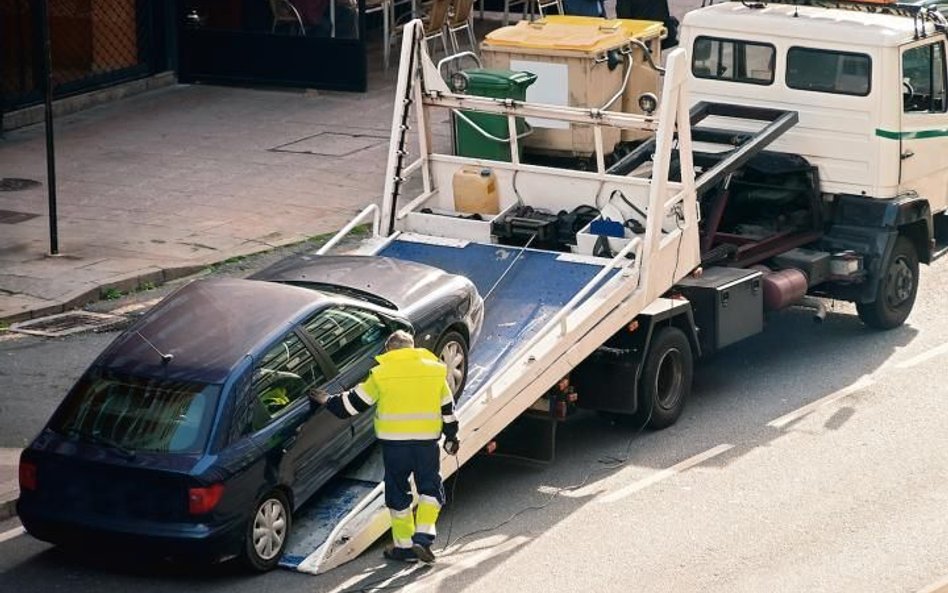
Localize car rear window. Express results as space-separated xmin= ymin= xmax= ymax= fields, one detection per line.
xmin=50 ymin=369 xmax=220 ymax=454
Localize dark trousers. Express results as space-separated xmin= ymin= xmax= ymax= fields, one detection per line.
xmin=382 ymin=440 xmax=445 ymax=546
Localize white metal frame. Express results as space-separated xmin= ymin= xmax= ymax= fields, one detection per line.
xmin=299 ymin=20 xmax=701 ymax=573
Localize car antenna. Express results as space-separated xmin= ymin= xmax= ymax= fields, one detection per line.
xmin=136 ymin=330 xmax=174 ymax=364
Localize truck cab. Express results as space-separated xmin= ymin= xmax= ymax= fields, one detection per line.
xmin=680 ymin=1 xmax=948 ymax=212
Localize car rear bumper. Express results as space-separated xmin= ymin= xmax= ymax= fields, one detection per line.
xmin=17 ymin=498 xmax=245 ymax=563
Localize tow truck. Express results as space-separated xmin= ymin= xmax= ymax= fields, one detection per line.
xmin=275 ymin=0 xmax=948 ymax=574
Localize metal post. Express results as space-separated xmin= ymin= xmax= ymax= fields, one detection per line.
xmin=39 ymin=0 xmax=59 ymax=255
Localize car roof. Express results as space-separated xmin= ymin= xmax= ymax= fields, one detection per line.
xmin=685 ymin=3 xmax=925 ymax=48
xmin=98 ymin=277 xmax=327 ymax=384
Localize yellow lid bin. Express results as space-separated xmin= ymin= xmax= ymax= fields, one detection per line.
xmin=481 ymin=15 xmax=664 ymax=157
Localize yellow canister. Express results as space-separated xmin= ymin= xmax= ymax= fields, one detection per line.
xmin=453 ymin=166 xmax=500 ymax=215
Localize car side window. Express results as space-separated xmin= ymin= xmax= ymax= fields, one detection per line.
xmin=303 ymin=306 xmax=391 ymax=376
xmin=251 ymin=332 xmax=326 ymax=430
xmin=902 ymin=42 xmax=947 ymax=113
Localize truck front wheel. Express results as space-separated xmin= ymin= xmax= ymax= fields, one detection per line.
xmin=639 ymin=326 xmax=693 ymax=429
xmin=856 ymin=236 xmax=919 ymax=330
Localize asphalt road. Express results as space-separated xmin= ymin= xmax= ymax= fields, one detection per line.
xmin=1 ymin=253 xmax=947 ymax=592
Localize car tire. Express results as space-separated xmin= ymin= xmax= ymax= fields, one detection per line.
xmin=637 ymin=326 xmax=693 ymax=430
xmin=242 ymin=490 xmax=291 ymax=572
xmin=856 ymin=236 xmax=919 ymax=330
xmin=436 ymin=330 xmax=469 ymax=399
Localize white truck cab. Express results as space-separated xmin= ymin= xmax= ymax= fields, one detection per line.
xmin=680 ymin=1 xmax=948 ymax=213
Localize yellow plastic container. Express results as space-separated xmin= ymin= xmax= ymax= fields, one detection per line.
xmin=453 ymin=166 xmax=500 ymax=215
xmin=482 ymin=16 xmax=664 ymax=155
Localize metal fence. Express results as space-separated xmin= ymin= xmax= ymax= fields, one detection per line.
xmin=1 ymin=0 xmax=166 ymax=113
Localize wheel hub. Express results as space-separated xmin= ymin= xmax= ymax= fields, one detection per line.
xmin=655 ymin=348 xmax=683 ymax=411
xmin=439 ymin=341 xmax=466 ymax=395
xmin=253 ymin=499 xmax=287 ymax=561
xmin=886 ymin=256 xmax=914 ymax=308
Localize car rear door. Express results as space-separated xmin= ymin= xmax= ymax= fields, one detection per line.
xmin=300 ymin=305 xmax=394 ymax=454
xmin=248 ymin=329 xmax=345 ymax=506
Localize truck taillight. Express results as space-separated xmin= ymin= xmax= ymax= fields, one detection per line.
xmin=19 ymin=461 xmax=37 ymax=491
xmin=188 ymin=483 xmax=225 ymax=515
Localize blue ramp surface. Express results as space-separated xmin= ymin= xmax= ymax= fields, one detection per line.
xmin=380 ymin=239 xmax=611 ymax=402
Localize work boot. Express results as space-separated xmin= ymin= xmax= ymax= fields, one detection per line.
xmin=411 ymin=542 xmax=436 ymax=564
xmin=383 ymin=546 xmax=418 ymax=563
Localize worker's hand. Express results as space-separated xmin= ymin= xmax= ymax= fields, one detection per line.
xmin=308 ymin=388 xmax=330 ymax=406
xmin=443 ymin=438 xmax=460 ymax=456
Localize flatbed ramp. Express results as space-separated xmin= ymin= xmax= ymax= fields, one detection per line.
xmin=279 ymin=236 xmax=619 ymax=571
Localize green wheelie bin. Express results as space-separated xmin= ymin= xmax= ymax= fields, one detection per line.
xmin=452 ymin=69 xmax=537 ymax=162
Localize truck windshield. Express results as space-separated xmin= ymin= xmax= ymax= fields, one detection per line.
xmin=50 ymin=369 xmax=220 ymax=454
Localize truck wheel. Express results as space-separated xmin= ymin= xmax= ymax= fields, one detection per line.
xmin=856 ymin=236 xmax=919 ymax=330
xmin=638 ymin=326 xmax=693 ymax=430
xmin=242 ymin=490 xmax=291 ymax=572
xmin=436 ymin=331 xmax=469 ymax=399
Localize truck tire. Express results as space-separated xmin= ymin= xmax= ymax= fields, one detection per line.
xmin=638 ymin=326 xmax=693 ymax=429
xmin=856 ymin=236 xmax=919 ymax=330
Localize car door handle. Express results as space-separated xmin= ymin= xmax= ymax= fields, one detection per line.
xmin=282 ymin=425 xmax=304 ymax=453
xmin=901 ymin=149 xmax=915 ymax=160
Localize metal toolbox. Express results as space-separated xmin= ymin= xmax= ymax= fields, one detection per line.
xmin=677 ymin=267 xmax=763 ymax=355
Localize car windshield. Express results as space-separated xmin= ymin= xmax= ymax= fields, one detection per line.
xmin=50 ymin=368 xmax=220 ymax=454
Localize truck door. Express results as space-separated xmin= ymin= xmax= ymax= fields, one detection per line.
xmin=899 ymin=38 xmax=948 ymax=214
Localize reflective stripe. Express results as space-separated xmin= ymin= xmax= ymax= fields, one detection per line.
xmin=354 ymin=385 xmax=375 ymax=406
xmin=393 ymin=537 xmax=414 ymax=549
xmin=416 ymin=523 xmax=437 ymax=536
xmin=442 ymin=414 xmax=457 ymax=423
xmin=418 ymin=495 xmax=441 ymax=508
xmin=377 ymin=431 xmax=442 ymax=440
xmin=390 ymin=506 xmax=413 ymax=517
xmin=377 ymin=412 xmax=441 ymax=421
xmin=341 ymin=393 xmax=358 ymax=416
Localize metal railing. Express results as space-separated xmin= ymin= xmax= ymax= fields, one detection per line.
xmin=315 ymin=204 xmax=381 ymax=255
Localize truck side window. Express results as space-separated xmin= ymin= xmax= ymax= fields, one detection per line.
xmin=692 ymin=36 xmax=775 ymax=85
xmin=786 ymin=47 xmax=871 ymax=96
xmin=902 ymin=42 xmax=947 ymax=113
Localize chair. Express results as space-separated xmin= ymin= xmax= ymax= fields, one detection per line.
xmin=385 ymin=0 xmax=451 ymax=70
xmin=503 ymin=0 xmax=561 ymax=24
xmin=269 ymin=0 xmax=306 ymax=35
xmin=446 ymin=0 xmax=477 ymax=55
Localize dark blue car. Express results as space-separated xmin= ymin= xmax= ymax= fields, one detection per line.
xmin=17 ymin=256 xmax=483 ymax=570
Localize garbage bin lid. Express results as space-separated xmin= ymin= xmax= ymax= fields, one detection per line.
xmin=463 ymin=68 xmax=538 ymax=90
xmin=484 ymin=16 xmax=663 ymax=53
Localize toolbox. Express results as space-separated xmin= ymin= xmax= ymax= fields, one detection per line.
xmin=676 ymin=267 xmax=763 ymax=355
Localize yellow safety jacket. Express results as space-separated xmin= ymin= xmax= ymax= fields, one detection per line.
xmin=354 ymin=348 xmax=453 ymax=441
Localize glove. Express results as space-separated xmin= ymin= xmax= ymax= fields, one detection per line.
xmin=443 ymin=438 xmax=459 ymax=456
xmin=308 ymin=388 xmax=330 ymax=406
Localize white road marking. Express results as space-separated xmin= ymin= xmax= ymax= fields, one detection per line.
xmin=401 ymin=535 xmax=529 ymax=593
xmin=0 ymin=526 xmax=25 ymax=544
xmin=896 ymin=342 xmax=948 ymax=370
xmin=916 ymin=574 xmax=948 ymax=593
xmin=767 ymin=375 xmax=876 ymax=429
xmin=597 ymin=444 xmax=734 ymax=504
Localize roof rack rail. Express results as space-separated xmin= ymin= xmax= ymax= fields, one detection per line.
xmin=699 ymin=0 xmax=947 ymax=37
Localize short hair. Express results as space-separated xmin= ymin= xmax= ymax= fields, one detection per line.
xmin=385 ymin=330 xmax=414 ymax=351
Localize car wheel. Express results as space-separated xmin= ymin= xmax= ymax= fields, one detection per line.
xmin=242 ymin=490 xmax=291 ymax=572
xmin=856 ymin=236 xmax=919 ymax=330
xmin=638 ymin=326 xmax=693 ymax=430
xmin=436 ymin=331 xmax=469 ymax=399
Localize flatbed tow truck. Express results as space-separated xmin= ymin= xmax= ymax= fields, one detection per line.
xmin=276 ymin=0 xmax=948 ymax=574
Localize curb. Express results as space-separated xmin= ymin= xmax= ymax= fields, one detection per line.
xmin=0 ymin=495 xmax=16 ymax=522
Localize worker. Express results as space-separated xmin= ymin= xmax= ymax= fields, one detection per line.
xmin=309 ymin=330 xmax=460 ymax=564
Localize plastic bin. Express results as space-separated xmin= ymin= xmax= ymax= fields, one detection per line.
xmin=481 ymin=16 xmax=664 ymax=156
xmin=454 ymin=69 xmax=537 ymax=162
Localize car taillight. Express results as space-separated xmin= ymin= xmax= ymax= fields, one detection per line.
xmin=188 ymin=483 xmax=225 ymax=515
xmin=19 ymin=461 xmax=37 ymax=491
